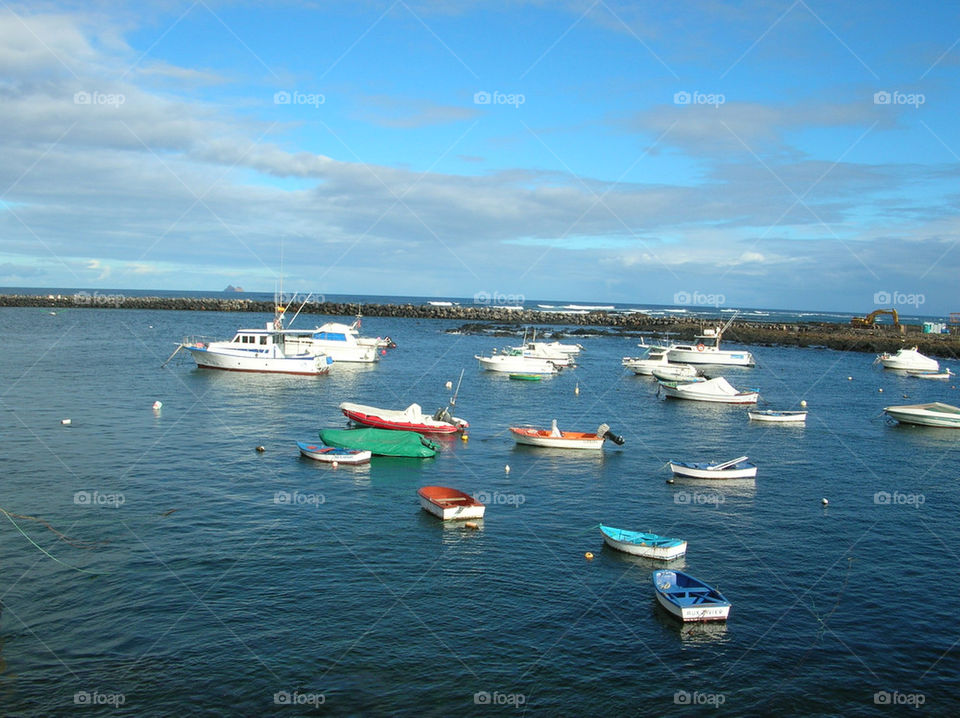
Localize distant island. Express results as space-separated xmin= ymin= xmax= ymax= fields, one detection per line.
xmin=224 ymin=285 xmax=244 ymax=292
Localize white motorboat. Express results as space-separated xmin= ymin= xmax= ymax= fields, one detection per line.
xmin=475 ymin=349 xmax=559 ymax=374
xmin=660 ymin=376 xmax=758 ymax=404
xmin=181 ymin=323 xmax=333 ymax=375
xmin=279 ymin=319 xmax=382 ymax=363
xmin=883 ymin=402 xmax=960 ymax=428
xmin=906 ymin=369 xmax=954 ymax=380
xmin=747 ymin=410 xmax=808 ymax=423
xmin=876 ymin=347 xmax=939 ymax=372
xmin=669 ymin=456 xmax=757 ymax=479
xmin=622 ymin=346 xmax=671 ymax=375
xmin=514 ymin=342 xmax=575 ymax=366
xmin=666 ymin=314 xmax=755 ymax=366
xmin=539 ymin=340 xmax=583 ymax=355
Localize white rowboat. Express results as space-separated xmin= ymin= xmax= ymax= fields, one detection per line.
xmin=669 ymin=456 xmax=757 ymax=479
xmin=747 ymin=410 xmax=808 ymax=423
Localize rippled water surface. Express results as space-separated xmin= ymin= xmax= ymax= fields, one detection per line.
xmin=0 ymin=307 xmax=958 ymax=715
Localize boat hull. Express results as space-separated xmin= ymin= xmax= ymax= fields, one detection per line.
xmin=297 ymin=442 xmax=371 ymax=464
xmin=417 ymin=486 xmax=486 ymax=520
xmin=669 ymin=462 xmax=757 ymax=479
xmin=878 ymin=348 xmax=938 ymax=372
xmin=475 ymin=355 xmax=558 ymax=374
xmin=666 ymin=346 xmax=754 ymax=366
xmin=185 ymin=346 xmax=330 ymax=375
xmin=600 ymin=526 xmax=686 ymax=560
xmin=661 ymin=385 xmax=758 ymax=404
xmin=510 ymin=427 xmax=605 ymax=449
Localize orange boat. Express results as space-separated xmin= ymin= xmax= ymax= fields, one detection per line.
xmin=509 ymin=421 xmax=624 ymax=450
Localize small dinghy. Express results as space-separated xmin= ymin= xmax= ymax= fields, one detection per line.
xmin=747 ymin=410 xmax=807 ymax=423
xmin=600 ymin=524 xmax=686 ymax=561
xmin=509 ymin=420 xmax=625 ymax=450
xmin=906 ymin=369 xmax=954 ymax=380
xmin=417 ymin=486 xmax=486 ymax=520
xmin=669 ymin=456 xmax=757 ymax=479
xmin=652 ymin=570 xmax=731 ymax=622
xmin=297 ymin=441 xmax=372 ymax=464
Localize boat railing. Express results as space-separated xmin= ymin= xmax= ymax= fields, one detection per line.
xmin=181 ymin=335 xmax=219 ymax=348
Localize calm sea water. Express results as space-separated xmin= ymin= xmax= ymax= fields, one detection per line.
xmin=0 ymin=306 xmax=958 ymax=716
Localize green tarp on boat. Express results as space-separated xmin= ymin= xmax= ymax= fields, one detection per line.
xmin=318 ymin=428 xmax=439 ymax=458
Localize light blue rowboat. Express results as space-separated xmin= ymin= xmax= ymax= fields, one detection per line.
xmin=600 ymin=524 xmax=686 ymax=560
xmin=652 ymin=570 xmax=731 ymax=622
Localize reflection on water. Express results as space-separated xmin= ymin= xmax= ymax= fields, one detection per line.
xmin=652 ymin=603 xmax=731 ymax=643
xmin=599 ymin=543 xmax=687 ymax=572
xmin=668 ymin=476 xmax=757 ymax=499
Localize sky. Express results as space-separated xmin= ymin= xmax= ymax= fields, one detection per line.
xmin=0 ymin=0 xmax=958 ymax=314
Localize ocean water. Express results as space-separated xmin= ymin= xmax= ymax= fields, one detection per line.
xmin=0 ymin=306 xmax=958 ymax=716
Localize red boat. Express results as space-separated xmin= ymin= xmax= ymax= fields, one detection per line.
xmin=339 ymin=402 xmax=468 ymax=434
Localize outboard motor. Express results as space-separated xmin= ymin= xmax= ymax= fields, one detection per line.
xmin=596 ymin=423 xmax=625 ymax=445
xmin=434 ymin=407 xmax=453 ymax=423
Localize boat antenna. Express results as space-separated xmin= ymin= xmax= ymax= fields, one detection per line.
xmin=450 ymin=368 xmax=465 ymax=407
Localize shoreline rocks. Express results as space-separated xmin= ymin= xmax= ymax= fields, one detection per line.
xmin=5 ymin=293 xmax=958 ymax=358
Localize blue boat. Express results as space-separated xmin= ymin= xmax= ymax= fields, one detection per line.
xmin=599 ymin=525 xmax=686 ymax=560
xmin=652 ymin=570 xmax=731 ymax=622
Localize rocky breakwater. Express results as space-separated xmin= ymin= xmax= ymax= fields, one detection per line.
xmin=4 ymin=294 xmax=958 ymax=358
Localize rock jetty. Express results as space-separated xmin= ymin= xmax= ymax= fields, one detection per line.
xmin=4 ymin=293 xmax=957 ymax=358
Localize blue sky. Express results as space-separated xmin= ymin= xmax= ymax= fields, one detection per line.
xmin=0 ymin=1 xmax=958 ymax=313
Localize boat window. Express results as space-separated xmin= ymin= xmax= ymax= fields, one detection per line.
xmin=260 ymin=336 xmax=267 ymax=345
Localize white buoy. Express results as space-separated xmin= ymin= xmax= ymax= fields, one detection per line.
xmin=505 ymin=464 xmax=510 ymax=474
xmin=878 ymin=388 xmax=883 ymax=393
xmin=800 ymin=400 xmax=807 ymax=408
xmin=332 ymin=461 xmax=339 ymax=469
xmin=822 ymin=498 xmax=828 ymax=506
xmin=847 ymin=376 xmax=852 ymax=381
xmin=60 ymin=418 xmax=71 ymax=425
xmin=152 ymin=400 xmax=163 ymax=410
xmin=445 ymin=380 xmax=453 ymax=389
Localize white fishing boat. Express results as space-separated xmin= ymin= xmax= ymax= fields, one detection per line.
xmin=666 ymin=314 xmax=755 ymax=367
xmin=475 ymin=349 xmax=559 ymax=374
xmin=883 ymin=402 xmax=960 ymax=428
xmin=747 ymin=410 xmax=808 ymax=423
xmin=660 ymin=376 xmax=758 ymax=404
xmin=669 ymin=456 xmax=757 ymax=479
xmin=651 ymin=364 xmax=701 ymax=382
xmin=876 ymin=347 xmax=939 ymax=372
xmin=622 ymin=345 xmax=671 ymax=375
xmin=509 ymin=420 xmax=624 ymax=449
xmin=179 ymin=323 xmax=333 ymax=375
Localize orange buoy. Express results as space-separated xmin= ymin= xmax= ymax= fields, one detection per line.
xmin=584 ymin=552 xmax=594 ymax=560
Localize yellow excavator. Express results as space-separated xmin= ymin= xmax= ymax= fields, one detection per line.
xmin=851 ymin=308 xmax=900 ymax=327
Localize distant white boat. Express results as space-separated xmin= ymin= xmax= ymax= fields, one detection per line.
xmin=622 ymin=345 xmax=671 ymax=375
xmin=660 ymin=376 xmax=758 ymax=404
xmin=669 ymin=456 xmax=757 ymax=479
xmin=427 ymin=300 xmax=457 ymax=307
xmin=475 ymin=349 xmax=559 ymax=374
xmin=748 ymin=410 xmax=807 ymax=423
xmin=666 ymin=313 xmax=755 ymax=367
xmin=563 ymin=304 xmax=615 ymax=311
xmin=877 ymin=347 xmax=939 ymax=372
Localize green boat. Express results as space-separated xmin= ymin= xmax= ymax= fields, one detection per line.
xmin=318 ymin=428 xmax=440 ymax=458
xmin=509 ymin=373 xmax=542 ymax=381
